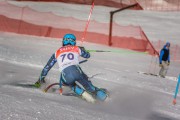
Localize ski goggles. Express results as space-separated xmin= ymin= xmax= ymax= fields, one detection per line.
xmin=63 ymin=38 xmax=75 ymax=41
xmin=63 ymin=38 xmax=76 ymax=45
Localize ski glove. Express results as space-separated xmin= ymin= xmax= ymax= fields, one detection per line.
xmin=79 ymin=46 xmax=90 ymax=58
xmin=79 ymin=46 xmax=86 ymax=51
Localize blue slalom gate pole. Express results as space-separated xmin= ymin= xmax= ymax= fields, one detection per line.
xmin=173 ymin=74 xmax=180 ymax=105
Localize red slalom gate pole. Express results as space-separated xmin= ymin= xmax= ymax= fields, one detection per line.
xmin=43 ymin=83 xmax=59 ymax=93
xmin=81 ymin=0 xmax=95 ymax=45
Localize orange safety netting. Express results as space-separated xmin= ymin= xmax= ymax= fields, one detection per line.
xmin=0 ymin=1 xmax=158 ymax=56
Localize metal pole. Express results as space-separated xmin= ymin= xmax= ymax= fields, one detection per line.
xmin=108 ymin=12 xmax=113 ymax=46
xmin=108 ymin=3 xmax=138 ymax=46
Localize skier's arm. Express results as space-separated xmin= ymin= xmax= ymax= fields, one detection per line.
xmin=39 ymin=53 xmax=57 ymax=80
xmin=159 ymin=50 xmax=164 ymax=64
xmin=79 ymin=46 xmax=90 ymax=58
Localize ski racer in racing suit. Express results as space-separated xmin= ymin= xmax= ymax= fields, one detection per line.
xmin=35 ymin=34 xmax=108 ymax=102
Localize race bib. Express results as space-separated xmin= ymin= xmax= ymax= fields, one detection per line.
xmin=55 ymin=46 xmax=80 ymax=71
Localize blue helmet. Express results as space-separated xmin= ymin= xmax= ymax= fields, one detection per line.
xmin=62 ymin=34 xmax=76 ymax=46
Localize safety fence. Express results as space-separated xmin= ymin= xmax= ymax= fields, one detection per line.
xmin=0 ymin=1 xmax=179 ymax=60
xmin=1 ymin=14 xmax=156 ymax=54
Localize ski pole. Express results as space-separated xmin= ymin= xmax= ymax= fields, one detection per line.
xmin=87 ymin=50 xmax=111 ymax=52
xmin=87 ymin=49 xmax=148 ymax=54
xmin=81 ymin=0 xmax=95 ymax=45
xmin=173 ymin=74 xmax=180 ymax=105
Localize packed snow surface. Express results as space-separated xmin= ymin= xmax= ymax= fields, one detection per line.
xmin=0 ymin=32 xmax=180 ymax=120
xmin=0 ymin=1 xmax=180 ymax=120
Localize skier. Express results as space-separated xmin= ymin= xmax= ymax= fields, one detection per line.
xmin=35 ymin=33 xmax=108 ymax=103
xmin=159 ymin=42 xmax=170 ymax=78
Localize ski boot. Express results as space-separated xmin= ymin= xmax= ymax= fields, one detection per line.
xmin=94 ymin=88 xmax=109 ymax=101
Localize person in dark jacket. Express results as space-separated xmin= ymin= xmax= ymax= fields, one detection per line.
xmin=159 ymin=42 xmax=170 ymax=78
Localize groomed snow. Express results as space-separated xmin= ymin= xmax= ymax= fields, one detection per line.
xmin=0 ymin=1 xmax=180 ymax=120
xmin=0 ymin=32 xmax=180 ymax=120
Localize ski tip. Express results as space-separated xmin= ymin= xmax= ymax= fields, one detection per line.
xmin=173 ymin=99 xmax=176 ymax=105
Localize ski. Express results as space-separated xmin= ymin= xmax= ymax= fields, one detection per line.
xmin=138 ymin=71 xmax=159 ymax=76
xmin=138 ymin=71 xmax=178 ymax=81
xmin=12 ymin=83 xmax=40 ymax=89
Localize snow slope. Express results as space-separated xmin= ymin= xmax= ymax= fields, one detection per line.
xmin=0 ymin=32 xmax=180 ymax=120
xmin=0 ymin=1 xmax=180 ymax=120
